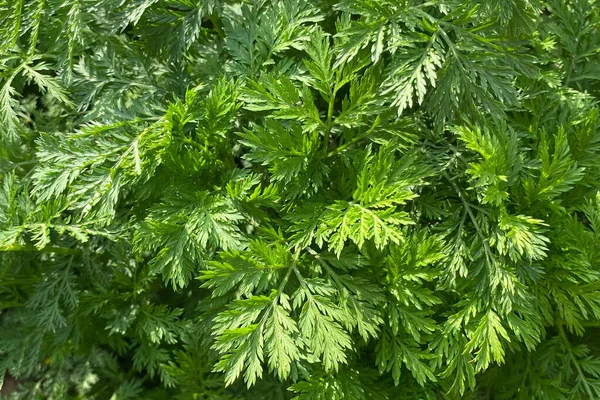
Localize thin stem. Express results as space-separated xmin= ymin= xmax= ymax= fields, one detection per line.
xmin=273 ymin=262 xmax=294 ymax=305
xmin=272 ymin=248 xmax=301 ymax=305
xmin=326 ymin=91 xmax=336 ymax=130
xmin=306 ymin=247 xmax=357 ymax=294
xmin=556 ymin=319 xmax=600 ymax=329
xmin=181 ymin=137 xmax=206 ymax=152
xmin=0 ymin=301 xmax=25 ymax=310
xmin=0 ymin=244 xmax=80 ymax=254
xmin=0 ymin=278 xmax=37 ymax=285
xmin=9 ymin=160 xmax=37 ymax=168
xmin=322 ymin=89 xmax=338 ymax=155
xmin=580 ymin=321 xmax=600 ymax=328
xmin=443 ymin=139 xmax=472 ymax=169
xmin=518 ymin=353 xmax=531 ymax=395
xmin=327 ymin=115 xmax=381 ymax=158
xmin=558 ymin=324 xmax=595 ymax=399
xmin=306 ymin=247 xmax=336 ymax=276
xmin=443 ymin=172 xmax=495 ymax=265
xmin=565 ymin=8 xmax=586 ymax=86
xmin=249 ymin=250 xmax=300 ymax=337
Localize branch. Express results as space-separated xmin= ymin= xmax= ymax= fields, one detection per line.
xmin=326 ymin=115 xmax=381 ymax=158
xmin=0 ymin=243 xmax=80 ymax=254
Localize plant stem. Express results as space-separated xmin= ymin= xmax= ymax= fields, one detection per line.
xmin=327 ymin=115 xmax=381 ymax=158
xmin=0 ymin=244 xmax=80 ymax=254
xmin=558 ymin=324 xmax=595 ymax=399
xmin=210 ymin=14 xmax=225 ymax=39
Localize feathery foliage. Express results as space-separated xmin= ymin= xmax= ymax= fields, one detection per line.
xmin=2 ymin=0 xmax=600 ymax=399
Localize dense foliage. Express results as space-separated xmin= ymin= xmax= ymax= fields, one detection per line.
xmin=1 ymin=0 xmax=600 ymax=398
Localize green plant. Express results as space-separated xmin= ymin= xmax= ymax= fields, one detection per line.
xmin=1 ymin=0 xmax=600 ymax=399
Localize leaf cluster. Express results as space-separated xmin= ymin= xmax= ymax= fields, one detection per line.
xmin=2 ymin=0 xmax=600 ymax=399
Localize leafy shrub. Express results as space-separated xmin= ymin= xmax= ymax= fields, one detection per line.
xmin=1 ymin=0 xmax=600 ymax=399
